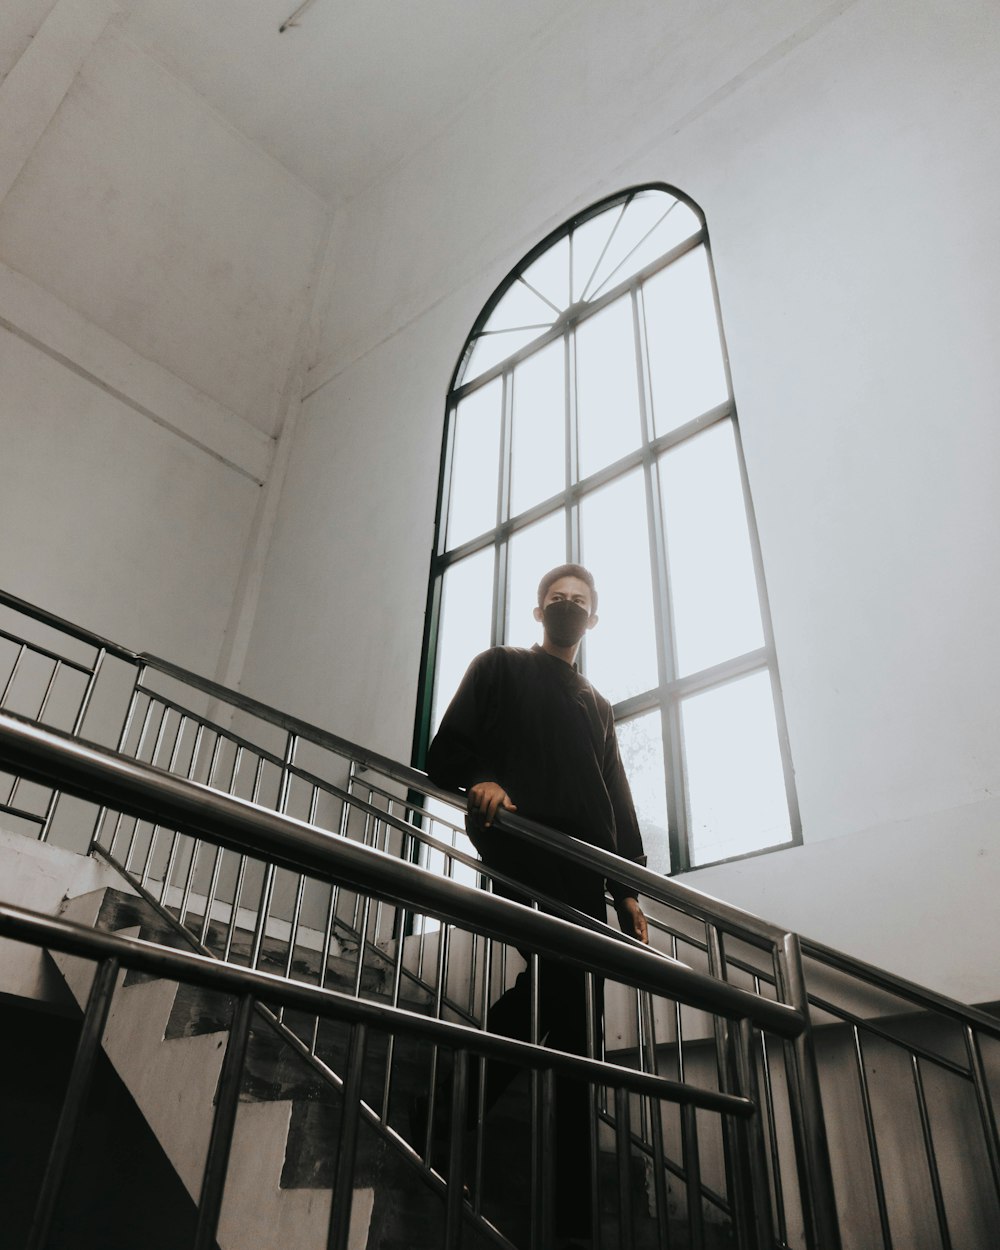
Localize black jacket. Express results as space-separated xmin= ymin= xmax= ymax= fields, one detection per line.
xmin=426 ymin=645 xmax=646 ymax=904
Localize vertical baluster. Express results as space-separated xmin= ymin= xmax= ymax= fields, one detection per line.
xmin=851 ymin=1026 xmax=893 ymax=1249
xmin=312 ymin=787 xmax=339 ymax=1057
xmin=327 ymin=1023 xmax=368 ymax=1250
xmin=0 ymin=642 xmax=26 ymax=707
xmin=193 ymin=992 xmax=255 ymax=1250
xmin=707 ymin=926 xmax=756 ymax=1250
xmin=4 ymin=655 xmax=64 ymax=821
xmin=640 ymin=990 xmax=671 ymax=1250
xmin=615 ymin=1084 xmax=636 ymax=1250
xmin=249 ymin=735 xmax=297 ymax=972
xmin=773 ymin=933 xmax=842 ymax=1250
xmin=156 ymin=714 xmax=191 ymax=909
xmin=177 ymin=724 xmax=208 ymax=929
xmin=138 ymin=703 xmax=173 ymax=890
xmin=378 ymin=909 xmax=407 ymax=1121
xmin=682 ymin=1101 xmax=705 ymax=1250
xmin=371 ymin=798 xmax=393 ymax=946
xmin=425 ymin=895 xmax=452 ymax=1165
xmin=29 ymin=657 xmax=62 ymax=840
xmin=911 ymin=1054 xmax=953 ymax=1250
xmin=586 ymin=969 xmax=603 ymax=1250
xmin=26 ymin=957 xmax=121 ymax=1250
xmin=225 ymin=752 xmax=263 ymax=963
xmin=102 ymin=678 xmax=150 ymax=860
xmin=444 ymin=1049 xmax=472 ymax=1250
xmin=0 ymin=642 xmax=26 ymax=820
xmin=35 ymin=656 xmax=62 ymax=722
xmin=70 ymin=646 xmax=107 ymax=739
xmin=277 ymin=871 xmax=308 ymax=1024
xmin=472 ymin=936 xmax=493 ymax=1215
xmin=199 ymin=737 xmax=238 ymax=949
xmin=737 ymin=1017 xmax=776 ymax=1250
xmin=672 ymin=933 xmax=705 ymax=1250
xmin=351 ymin=890 xmax=373 ymax=1000
xmin=352 ymin=789 xmax=375 ymax=931
xmin=753 ymin=973 xmax=788 ymax=1249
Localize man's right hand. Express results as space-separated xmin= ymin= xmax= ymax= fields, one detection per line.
xmin=467 ymin=781 xmax=517 ymax=828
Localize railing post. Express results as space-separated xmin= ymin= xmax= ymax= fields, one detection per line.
xmin=774 ymin=932 xmax=842 ymax=1250
xmin=193 ymin=991 xmax=254 ymax=1250
xmin=27 ymin=956 xmax=120 ymax=1250
xmin=707 ymin=926 xmax=762 ymax=1250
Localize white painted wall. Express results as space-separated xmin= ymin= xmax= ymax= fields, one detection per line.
xmin=0 ymin=0 xmax=329 ymax=676
xmin=240 ymin=0 xmax=1000 ymax=998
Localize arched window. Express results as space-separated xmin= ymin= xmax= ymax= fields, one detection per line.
xmin=415 ymin=186 xmax=800 ymax=874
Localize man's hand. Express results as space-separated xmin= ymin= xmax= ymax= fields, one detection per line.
xmin=467 ymin=781 xmax=517 ymax=828
xmin=616 ymin=897 xmax=648 ymax=944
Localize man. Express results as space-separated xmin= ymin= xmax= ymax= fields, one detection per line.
xmin=426 ymin=563 xmax=648 ymax=1249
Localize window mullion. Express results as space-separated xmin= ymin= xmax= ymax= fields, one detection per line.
xmin=493 ymin=370 xmax=514 ymax=646
xmin=566 ymin=327 xmax=581 ymax=563
xmin=635 ymin=282 xmax=688 ymax=873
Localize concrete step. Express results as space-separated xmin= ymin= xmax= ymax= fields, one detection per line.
xmin=50 ymin=883 xmax=736 ymax=1250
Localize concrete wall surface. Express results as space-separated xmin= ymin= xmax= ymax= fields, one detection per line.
xmin=239 ymin=1 xmax=1000 ymax=996
xmin=0 ymin=0 xmax=329 ymax=677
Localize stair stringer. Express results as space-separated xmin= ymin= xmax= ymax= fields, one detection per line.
xmin=48 ymin=887 xmax=376 ymax=1250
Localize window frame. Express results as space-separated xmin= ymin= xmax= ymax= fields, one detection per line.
xmin=412 ymin=184 xmax=801 ymax=874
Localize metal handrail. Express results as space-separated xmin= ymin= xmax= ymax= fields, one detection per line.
xmin=0 ymin=898 xmax=752 ymax=1118
xmin=4 ymin=584 xmax=987 ymax=1020
xmin=0 ymin=709 xmax=804 ymax=1039
xmin=0 ymin=586 xmax=794 ymax=948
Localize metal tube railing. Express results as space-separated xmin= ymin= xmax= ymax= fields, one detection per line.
xmin=0 ymin=709 xmax=805 ymax=1039
xmin=0 ymin=899 xmax=755 ymax=1118
xmin=8 ymin=585 xmax=999 ymax=1247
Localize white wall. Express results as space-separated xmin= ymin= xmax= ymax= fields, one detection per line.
xmin=241 ymin=0 xmax=1000 ymax=998
xmin=0 ymin=0 xmax=329 ymax=676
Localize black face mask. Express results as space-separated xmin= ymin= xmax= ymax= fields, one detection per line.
xmin=542 ymin=600 xmax=590 ymax=647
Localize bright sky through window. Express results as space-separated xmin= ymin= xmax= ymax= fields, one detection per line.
xmin=419 ymin=187 xmax=799 ymax=873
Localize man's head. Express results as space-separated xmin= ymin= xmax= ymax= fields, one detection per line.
xmin=533 ymin=563 xmax=599 ymax=651
xmin=535 ymin=563 xmax=598 ymax=614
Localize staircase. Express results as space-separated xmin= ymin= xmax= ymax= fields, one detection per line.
xmin=2 ymin=586 xmax=1000 ymax=1250
xmin=45 ymin=884 xmax=735 ymax=1250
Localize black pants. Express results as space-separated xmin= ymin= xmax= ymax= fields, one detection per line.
xmin=470 ymin=836 xmax=609 ymax=1239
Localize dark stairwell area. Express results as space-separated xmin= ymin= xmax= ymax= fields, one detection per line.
xmin=0 ymin=994 xmax=213 ymax=1250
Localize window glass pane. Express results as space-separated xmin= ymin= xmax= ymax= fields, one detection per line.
xmin=644 ymin=246 xmax=729 ymax=436
xmin=659 ymin=420 xmax=764 ymax=676
xmin=519 ymin=237 xmax=569 ymax=312
xmin=432 ymin=548 xmax=494 ymax=734
xmin=572 ymin=204 xmax=624 ymax=302
xmin=576 ymin=296 xmax=642 ymax=479
xmin=616 ymin=711 xmax=670 ymax=876
xmin=505 ymin=511 xmax=567 ymax=650
xmin=487 ymin=278 xmax=558 ymax=334
xmin=681 ymin=671 xmax=792 ymax=866
xmin=464 ymin=328 xmax=543 ymax=383
xmin=511 ymin=339 xmax=566 ymax=516
xmin=447 ymin=379 xmax=502 ymax=548
xmin=587 ymin=193 xmax=699 ymax=301
xmin=579 ymin=470 xmax=658 ymax=705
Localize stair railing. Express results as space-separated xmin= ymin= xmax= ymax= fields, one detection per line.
xmin=4 ymin=587 xmax=1000 ymax=1247
xmin=0 ymin=587 xmax=840 ymax=1247
xmin=2 ymin=710 xmax=796 ymax=1250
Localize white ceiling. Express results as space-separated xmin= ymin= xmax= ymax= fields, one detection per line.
xmin=118 ymin=0 xmax=580 ymax=206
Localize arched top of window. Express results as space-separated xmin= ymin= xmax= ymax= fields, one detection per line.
xmin=454 ymin=186 xmax=704 ymax=391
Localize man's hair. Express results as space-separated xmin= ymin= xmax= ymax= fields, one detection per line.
xmin=536 ymin=563 xmax=598 ymax=613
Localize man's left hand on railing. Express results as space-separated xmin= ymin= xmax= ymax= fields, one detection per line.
xmin=616 ymin=896 xmax=648 ymax=944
